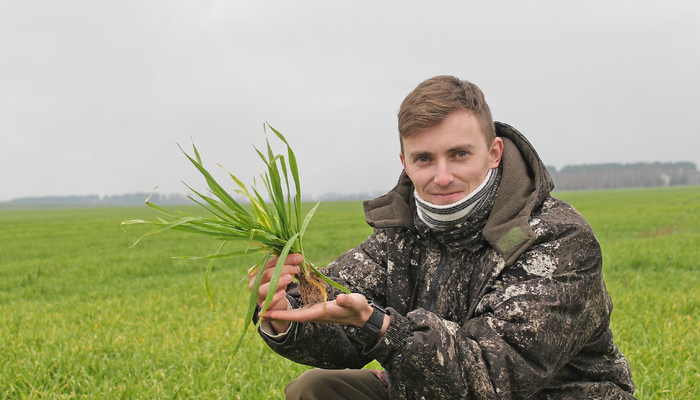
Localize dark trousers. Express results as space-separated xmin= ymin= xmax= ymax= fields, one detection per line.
xmin=285 ymin=369 xmax=389 ymax=400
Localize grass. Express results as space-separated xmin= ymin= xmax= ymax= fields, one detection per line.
xmin=1 ymin=186 xmax=699 ymax=398
xmin=0 ymin=203 xmax=372 ymax=399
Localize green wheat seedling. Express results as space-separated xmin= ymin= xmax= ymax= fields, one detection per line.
xmin=122 ymin=124 xmax=350 ymax=356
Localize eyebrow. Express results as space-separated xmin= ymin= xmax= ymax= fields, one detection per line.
xmin=408 ymin=144 xmax=475 ymax=159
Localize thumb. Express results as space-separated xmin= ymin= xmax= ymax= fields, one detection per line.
xmin=336 ymin=293 xmax=367 ymax=310
xmin=335 ymin=293 xmax=349 ymax=307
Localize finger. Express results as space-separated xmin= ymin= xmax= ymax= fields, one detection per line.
xmin=257 ymin=274 xmax=294 ymax=304
xmin=252 ymin=254 xmax=302 ymax=281
xmin=248 ymin=262 xmax=267 ymax=289
xmin=267 ymin=253 xmax=303 ymax=269
xmin=251 ymin=264 xmax=295 ymax=292
xmin=335 ymin=293 xmax=347 ymax=307
xmin=265 ymin=255 xmax=280 ymax=270
xmin=259 ymin=288 xmax=288 ymax=316
xmin=270 ymin=288 xmax=288 ymax=308
xmin=285 ymin=253 xmax=304 ymax=265
xmin=335 ymin=293 xmax=367 ymax=309
xmin=260 ymin=264 xmax=300 ymax=285
xmin=248 ymin=268 xmax=261 ymax=291
xmin=266 ymin=302 xmax=329 ymax=323
xmin=247 ymin=264 xmax=261 ymax=287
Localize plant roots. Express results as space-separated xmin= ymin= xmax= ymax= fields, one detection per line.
xmin=296 ymin=270 xmax=329 ymax=306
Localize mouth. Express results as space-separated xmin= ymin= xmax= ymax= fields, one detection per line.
xmin=431 ymin=191 xmax=461 ymax=196
xmin=427 ymin=191 xmax=465 ymax=204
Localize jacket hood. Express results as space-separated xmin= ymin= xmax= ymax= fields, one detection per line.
xmin=363 ymin=121 xmax=555 ymax=266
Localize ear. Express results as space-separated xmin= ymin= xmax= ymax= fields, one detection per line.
xmin=399 ymin=151 xmax=407 ymax=171
xmin=488 ymin=137 xmax=504 ymax=169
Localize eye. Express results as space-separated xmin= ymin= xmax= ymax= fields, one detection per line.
xmin=455 ymin=151 xmax=468 ymax=158
xmin=416 ymin=156 xmax=430 ymax=163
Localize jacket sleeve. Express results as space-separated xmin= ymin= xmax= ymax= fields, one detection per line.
xmin=256 ymin=231 xmax=390 ymax=369
xmin=365 ymin=222 xmax=614 ymax=399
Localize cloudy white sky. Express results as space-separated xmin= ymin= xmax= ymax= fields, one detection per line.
xmin=1 ymin=0 xmax=698 ymax=202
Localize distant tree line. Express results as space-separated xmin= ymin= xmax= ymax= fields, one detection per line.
xmin=547 ymin=162 xmax=700 ymax=190
xmin=3 ymin=191 xmax=389 ymax=207
xmin=308 ymin=190 xmax=388 ymax=202
xmin=3 ymin=193 xmax=191 ymax=207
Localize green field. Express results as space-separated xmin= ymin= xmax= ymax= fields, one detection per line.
xmin=1 ymin=186 xmax=699 ymax=399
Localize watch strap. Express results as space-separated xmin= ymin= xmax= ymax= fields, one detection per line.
xmin=343 ymin=301 xmax=385 ymax=345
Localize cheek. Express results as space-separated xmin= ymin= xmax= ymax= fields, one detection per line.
xmin=455 ymin=166 xmax=484 ymax=184
xmin=405 ymin=167 xmax=431 ymax=188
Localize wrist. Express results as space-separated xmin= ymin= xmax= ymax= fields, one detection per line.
xmin=343 ymin=301 xmax=386 ymax=346
xmin=358 ymin=303 xmax=374 ymax=328
xmin=377 ymin=314 xmax=390 ymax=339
xmin=268 ymin=298 xmax=292 ymax=334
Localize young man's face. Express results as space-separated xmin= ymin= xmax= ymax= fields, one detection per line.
xmin=400 ymin=110 xmax=503 ymax=205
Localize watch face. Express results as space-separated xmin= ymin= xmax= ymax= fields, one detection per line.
xmin=343 ymin=324 xmax=374 ymax=345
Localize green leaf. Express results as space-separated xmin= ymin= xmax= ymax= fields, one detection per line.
xmin=191 ymin=137 xmax=202 ymax=165
xmin=232 ymin=251 xmax=272 ymax=358
xmin=176 ymin=143 xmax=248 ymax=217
xmin=182 ymin=181 xmax=244 ymax=225
xmin=128 ymin=216 xmax=201 ymax=247
xmin=175 ymin=248 xmax=258 ymax=260
xmin=306 ymin=262 xmax=351 ymax=294
xmin=299 ymin=202 xmax=319 ymax=238
xmin=204 ymin=241 xmax=226 ymax=311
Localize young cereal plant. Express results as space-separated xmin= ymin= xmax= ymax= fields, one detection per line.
xmin=122 ymin=124 xmax=350 ymax=356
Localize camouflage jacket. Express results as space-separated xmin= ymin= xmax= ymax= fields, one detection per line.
xmin=259 ymin=122 xmax=636 ymax=399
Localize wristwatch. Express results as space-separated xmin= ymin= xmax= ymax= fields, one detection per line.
xmin=343 ymin=300 xmax=386 ymax=346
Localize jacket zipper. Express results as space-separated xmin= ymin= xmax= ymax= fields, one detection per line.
xmin=428 ymin=243 xmax=447 ymax=313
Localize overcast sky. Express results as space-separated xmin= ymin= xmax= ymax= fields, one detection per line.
xmin=1 ymin=0 xmax=699 ymax=202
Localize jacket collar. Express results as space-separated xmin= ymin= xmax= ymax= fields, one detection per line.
xmin=413 ymin=167 xmax=500 ymax=251
xmin=363 ymin=122 xmax=554 ymax=266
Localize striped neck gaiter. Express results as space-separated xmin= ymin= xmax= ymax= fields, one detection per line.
xmin=414 ymin=168 xmax=498 ymax=230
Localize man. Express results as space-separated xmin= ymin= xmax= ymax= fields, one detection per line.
xmin=249 ymin=75 xmax=636 ymax=399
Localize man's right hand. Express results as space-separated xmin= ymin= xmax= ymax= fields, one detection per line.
xmin=248 ymin=253 xmax=302 ymax=334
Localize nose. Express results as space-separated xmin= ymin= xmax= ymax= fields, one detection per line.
xmin=434 ymin=160 xmax=454 ymax=187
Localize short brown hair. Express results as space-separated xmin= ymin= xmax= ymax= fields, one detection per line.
xmin=398 ymin=75 xmax=495 ymax=152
